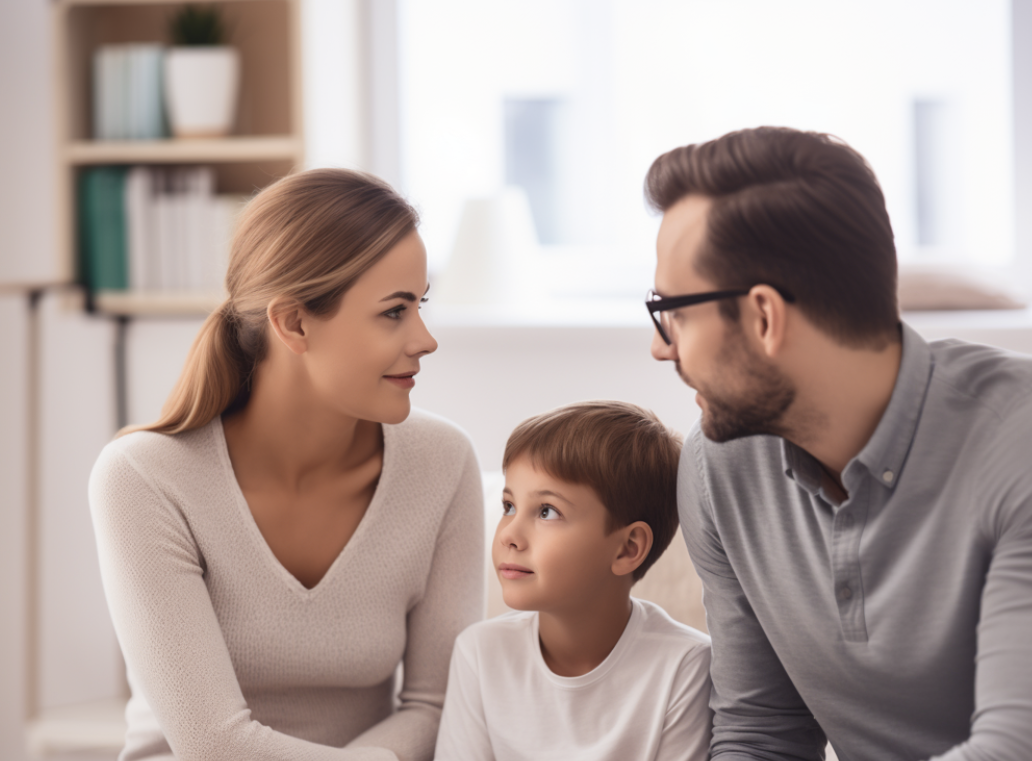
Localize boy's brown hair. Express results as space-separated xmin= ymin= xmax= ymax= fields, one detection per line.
xmin=502 ymin=400 xmax=683 ymax=582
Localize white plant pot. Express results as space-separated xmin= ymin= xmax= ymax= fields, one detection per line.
xmin=164 ymin=46 xmax=240 ymax=138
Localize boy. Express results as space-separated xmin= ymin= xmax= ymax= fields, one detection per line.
xmin=435 ymin=400 xmax=712 ymax=761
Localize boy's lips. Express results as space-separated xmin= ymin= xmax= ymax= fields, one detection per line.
xmin=498 ymin=563 xmax=533 ymax=580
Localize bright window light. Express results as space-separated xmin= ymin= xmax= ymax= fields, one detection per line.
xmin=399 ymin=0 xmax=1014 ymax=299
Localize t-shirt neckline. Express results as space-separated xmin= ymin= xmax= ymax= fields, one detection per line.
xmin=530 ymin=597 xmax=645 ymax=689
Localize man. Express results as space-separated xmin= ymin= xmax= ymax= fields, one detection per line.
xmin=645 ymin=127 xmax=1032 ymax=760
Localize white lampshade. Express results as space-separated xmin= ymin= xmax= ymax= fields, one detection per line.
xmin=436 ymin=187 xmax=539 ymax=305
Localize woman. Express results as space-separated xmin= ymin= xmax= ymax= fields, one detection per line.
xmin=89 ymin=169 xmax=484 ymax=761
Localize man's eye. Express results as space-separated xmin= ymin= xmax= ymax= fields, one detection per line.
xmin=502 ymin=501 xmax=515 ymax=516
xmin=539 ymin=506 xmax=560 ymax=520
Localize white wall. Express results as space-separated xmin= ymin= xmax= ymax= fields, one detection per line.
xmin=0 ymin=294 xmax=31 ymax=761
xmin=37 ymin=294 xmax=122 ymax=710
xmin=0 ymin=0 xmax=57 ymax=286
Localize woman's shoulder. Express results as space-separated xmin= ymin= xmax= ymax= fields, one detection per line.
xmin=92 ymin=418 xmax=222 ymax=486
xmin=390 ymin=408 xmax=478 ymax=461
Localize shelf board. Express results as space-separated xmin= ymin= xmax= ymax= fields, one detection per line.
xmin=95 ymin=289 xmax=224 ymax=316
xmin=26 ymin=697 xmax=127 ymax=756
xmin=66 ymin=136 xmax=302 ymax=165
xmin=59 ymin=0 xmax=269 ymax=8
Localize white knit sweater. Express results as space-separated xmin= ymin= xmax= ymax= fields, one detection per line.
xmin=89 ymin=409 xmax=484 ymax=761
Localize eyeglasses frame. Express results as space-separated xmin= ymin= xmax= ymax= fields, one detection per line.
xmin=646 ymin=286 xmax=797 ymax=345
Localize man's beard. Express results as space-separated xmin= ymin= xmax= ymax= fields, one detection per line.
xmin=679 ymin=326 xmax=796 ymax=444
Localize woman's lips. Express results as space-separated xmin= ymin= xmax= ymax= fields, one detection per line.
xmin=498 ymin=563 xmax=533 ymax=580
xmin=383 ymin=372 xmax=416 ymax=389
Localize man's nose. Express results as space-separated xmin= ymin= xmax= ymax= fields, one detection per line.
xmin=651 ymin=329 xmax=677 ymax=361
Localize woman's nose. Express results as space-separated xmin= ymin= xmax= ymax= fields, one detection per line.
xmin=409 ymin=312 xmax=439 ymax=357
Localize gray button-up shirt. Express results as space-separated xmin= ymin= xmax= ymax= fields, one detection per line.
xmin=679 ymin=322 xmax=1032 ymax=760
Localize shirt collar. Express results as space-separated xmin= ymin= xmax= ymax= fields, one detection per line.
xmin=782 ymin=322 xmax=934 ymax=494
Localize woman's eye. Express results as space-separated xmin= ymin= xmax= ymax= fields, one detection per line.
xmin=502 ymin=501 xmax=515 ymax=516
xmin=539 ymin=506 xmax=560 ymax=520
xmin=383 ymin=305 xmax=405 ymax=320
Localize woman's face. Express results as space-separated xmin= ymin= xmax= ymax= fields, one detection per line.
xmin=300 ymin=230 xmax=438 ymax=425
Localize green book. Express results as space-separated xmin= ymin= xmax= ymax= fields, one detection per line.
xmin=79 ymin=166 xmax=129 ymax=291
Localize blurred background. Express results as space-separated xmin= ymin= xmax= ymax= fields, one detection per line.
xmin=2 ymin=0 xmax=1032 ymax=758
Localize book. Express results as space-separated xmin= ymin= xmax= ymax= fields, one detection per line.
xmin=83 ymin=164 xmax=247 ymax=295
xmin=78 ymin=167 xmax=129 ymax=291
xmin=93 ymin=44 xmax=167 ymax=140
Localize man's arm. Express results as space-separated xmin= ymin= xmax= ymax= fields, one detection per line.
xmin=924 ymin=467 xmax=1032 ymax=761
xmin=679 ymin=432 xmax=826 ymax=761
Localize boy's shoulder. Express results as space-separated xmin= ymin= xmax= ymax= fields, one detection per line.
xmin=454 ymin=601 xmax=710 ymax=670
xmin=456 ymin=609 xmax=536 ymax=655
xmin=631 ymin=597 xmax=711 ymax=658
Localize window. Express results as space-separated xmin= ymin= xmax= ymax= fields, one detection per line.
xmin=393 ymin=0 xmax=1015 ymax=302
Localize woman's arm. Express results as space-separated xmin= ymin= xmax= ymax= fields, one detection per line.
xmin=90 ymin=443 xmax=397 ymax=761
xmin=343 ymin=445 xmax=485 ymax=761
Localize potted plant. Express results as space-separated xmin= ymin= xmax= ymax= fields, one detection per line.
xmin=164 ymin=5 xmax=239 ymax=138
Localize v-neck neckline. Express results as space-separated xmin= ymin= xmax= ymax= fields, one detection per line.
xmin=213 ymin=415 xmax=394 ymax=600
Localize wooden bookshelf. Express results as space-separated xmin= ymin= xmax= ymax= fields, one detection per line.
xmin=67 ymin=135 xmax=302 ymax=164
xmin=94 ymin=288 xmax=224 ymax=315
xmin=52 ymin=0 xmax=304 ymax=315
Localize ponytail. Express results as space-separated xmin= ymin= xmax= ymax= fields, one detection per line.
xmin=123 ymin=167 xmax=418 ymax=437
xmin=120 ymin=300 xmax=256 ymax=436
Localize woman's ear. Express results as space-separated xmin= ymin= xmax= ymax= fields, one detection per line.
xmin=612 ymin=521 xmax=654 ymax=579
xmin=267 ymin=298 xmax=308 ymax=356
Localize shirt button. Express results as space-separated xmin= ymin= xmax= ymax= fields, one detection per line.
xmin=839 ymin=586 xmax=853 ymax=600
xmin=882 ymin=470 xmax=894 ymax=483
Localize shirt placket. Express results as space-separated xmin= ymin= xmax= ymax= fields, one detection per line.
xmin=831 ymin=478 xmax=870 ymax=643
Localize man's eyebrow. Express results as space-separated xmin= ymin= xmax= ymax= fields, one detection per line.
xmin=380 ymin=284 xmax=431 ymax=303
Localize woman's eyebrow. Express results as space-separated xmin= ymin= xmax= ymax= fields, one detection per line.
xmin=379 ymin=284 xmax=431 ymax=303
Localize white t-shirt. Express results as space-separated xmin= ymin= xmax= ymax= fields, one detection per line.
xmin=434 ymin=597 xmax=712 ymax=761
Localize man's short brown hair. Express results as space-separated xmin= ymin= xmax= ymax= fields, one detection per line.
xmin=502 ymin=400 xmax=683 ymax=582
xmin=645 ymin=126 xmax=899 ymax=348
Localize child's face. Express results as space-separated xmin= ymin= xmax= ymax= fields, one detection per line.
xmin=493 ymin=455 xmax=628 ymax=613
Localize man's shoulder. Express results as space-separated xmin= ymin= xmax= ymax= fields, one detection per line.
xmin=929 ymin=338 xmax=1032 ymax=422
xmin=681 ymin=420 xmax=785 ymax=480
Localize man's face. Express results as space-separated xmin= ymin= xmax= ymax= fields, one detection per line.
xmin=651 ymin=195 xmax=795 ymax=442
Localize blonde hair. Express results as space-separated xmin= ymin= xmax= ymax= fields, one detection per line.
xmin=127 ymin=168 xmax=419 ymax=436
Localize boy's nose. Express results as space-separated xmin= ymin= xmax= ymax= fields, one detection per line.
xmin=495 ymin=518 xmax=526 ymax=551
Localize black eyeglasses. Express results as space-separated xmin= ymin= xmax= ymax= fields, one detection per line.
xmin=646 ymin=286 xmax=796 ymax=345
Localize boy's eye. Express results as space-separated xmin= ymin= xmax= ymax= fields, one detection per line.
xmin=539 ymin=505 xmax=560 ymax=520
xmin=501 ymin=500 xmax=515 ymax=516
